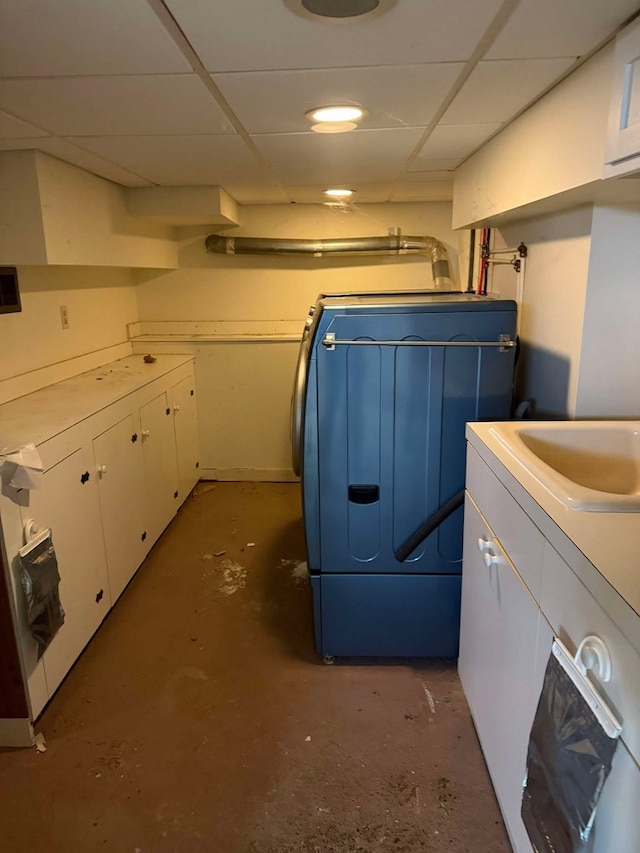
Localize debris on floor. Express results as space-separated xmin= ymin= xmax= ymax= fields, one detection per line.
xmin=33 ymin=732 xmax=47 ymax=753
xmin=193 ymin=482 xmax=217 ymax=497
xmin=422 ymin=682 xmax=437 ymax=714
xmin=219 ymin=559 xmax=247 ymax=596
xmin=279 ymin=558 xmax=309 ymax=585
xmin=0 ymin=482 xmax=510 ymax=853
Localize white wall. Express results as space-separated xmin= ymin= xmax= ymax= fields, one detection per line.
xmin=0 ymin=151 xmax=178 ymax=269
xmin=0 ymin=151 xmax=47 ymax=265
xmin=453 ymin=44 xmax=613 ymax=228
xmin=134 ymin=201 xmax=461 ymax=478
xmin=0 ymin=266 xmax=137 ymax=404
xmin=497 ymin=207 xmax=593 ymax=417
xmin=36 ymin=154 xmax=178 ymax=269
xmin=576 ymin=202 xmax=640 ymax=417
xmin=135 ymin=202 xmax=461 ymax=321
xmin=495 ymin=200 xmax=640 ymax=420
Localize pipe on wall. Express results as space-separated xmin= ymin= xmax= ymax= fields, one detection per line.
xmin=205 ymin=233 xmax=456 ymax=290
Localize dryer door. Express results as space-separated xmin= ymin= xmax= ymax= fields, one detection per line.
xmin=290 ymin=325 xmax=311 ymax=477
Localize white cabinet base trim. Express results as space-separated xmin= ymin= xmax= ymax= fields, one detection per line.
xmin=0 ymin=718 xmax=34 ymax=748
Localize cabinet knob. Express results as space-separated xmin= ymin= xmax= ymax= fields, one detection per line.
xmin=477 ymin=537 xmax=493 ymax=553
xmin=173 ymin=405 xmax=180 ymax=414
xmin=142 ymin=428 xmax=150 ymax=438
xmin=483 ymin=551 xmax=500 ymax=568
xmin=97 ymin=464 xmax=107 ymax=475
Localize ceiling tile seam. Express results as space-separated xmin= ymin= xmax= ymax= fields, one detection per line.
xmin=245 ymin=128 xmax=428 ymax=137
xmin=145 ymin=0 xmax=291 ymax=201
xmin=59 ymin=133 xmax=243 ymax=140
xmin=389 ymin=0 xmax=521 ymax=196
xmin=414 ymin=12 xmax=640 ymax=183
xmin=53 ymin=136 xmax=160 ymax=186
xmin=0 ymin=73 xmax=196 ymax=82
xmin=0 ymin=104 xmax=54 ymax=137
xmin=210 ymin=61 xmax=468 ymax=76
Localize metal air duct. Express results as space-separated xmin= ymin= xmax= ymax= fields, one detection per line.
xmin=205 ymin=233 xmax=455 ymax=290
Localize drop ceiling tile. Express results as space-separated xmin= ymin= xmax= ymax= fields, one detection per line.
xmin=415 ymin=123 xmax=503 ymax=162
xmin=0 ymin=0 xmax=191 ymax=76
xmin=441 ymin=58 xmax=576 ymax=125
xmin=390 ymin=182 xmax=454 ymax=202
xmin=166 ymin=0 xmax=504 ymax=71
xmin=0 ymin=137 xmax=46 ymax=150
xmin=0 ymin=76 xmax=234 ymax=137
xmin=486 ymin=0 xmax=640 ymax=60
xmin=41 ymin=138 xmax=154 ymax=187
xmin=0 ymin=110 xmax=49 ymax=138
xmin=0 ymin=137 xmax=153 ymax=186
xmin=252 ymin=127 xmax=425 ymax=185
xmin=213 ymin=63 xmax=464 ymax=134
xmin=405 ymin=158 xmax=462 ymax=174
xmin=399 ymin=171 xmax=455 ymax=183
xmin=66 ymin=135 xmax=278 ymax=186
xmin=286 ymin=185 xmax=393 ymax=203
xmin=224 ymin=186 xmax=290 ymax=204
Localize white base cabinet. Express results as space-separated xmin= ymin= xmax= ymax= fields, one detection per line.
xmin=94 ymin=413 xmax=148 ymax=603
xmin=0 ymin=355 xmax=199 ymax=737
xmin=460 ymin=440 xmax=640 ymax=853
xmin=18 ymin=446 xmax=110 ymax=705
xmin=459 ymin=495 xmax=552 ymax=853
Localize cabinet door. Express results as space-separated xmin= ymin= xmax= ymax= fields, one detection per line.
xmin=93 ymin=415 xmax=147 ymax=603
xmin=459 ymin=494 xmax=545 ymax=853
xmin=170 ymin=374 xmax=199 ymax=504
xmin=19 ymin=447 xmax=110 ymax=700
xmin=540 ymin=545 xmax=640 ymax=852
xmin=140 ymin=391 xmax=179 ymax=546
xmin=605 ymin=17 xmax=640 ymax=170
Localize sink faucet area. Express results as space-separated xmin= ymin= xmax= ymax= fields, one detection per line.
xmin=487 ymin=421 xmax=640 ymax=512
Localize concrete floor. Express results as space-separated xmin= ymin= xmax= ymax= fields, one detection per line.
xmin=0 ymin=482 xmax=510 ymax=852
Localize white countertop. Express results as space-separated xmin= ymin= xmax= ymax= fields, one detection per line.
xmin=467 ymin=422 xmax=640 ymax=620
xmin=0 ymin=354 xmax=192 ymax=451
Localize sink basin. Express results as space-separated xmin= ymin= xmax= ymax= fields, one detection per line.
xmin=488 ymin=421 xmax=640 ymax=512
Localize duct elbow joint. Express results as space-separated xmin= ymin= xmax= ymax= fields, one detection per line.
xmin=430 ymin=242 xmax=453 ymax=291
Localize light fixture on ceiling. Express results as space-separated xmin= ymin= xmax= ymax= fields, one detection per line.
xmin=306 ymin=105 xmax=366 ymax=123
xmin=306 ymin=104 xmax=367 ymax=134
xmin=284 ymin=0 xmax=397 ymax=22
xmin=303 ymin=0 xmax=380 ymax=16
xmin=324 ymin=188 xmax=354 ymax=198
xmin=310 ymin=121 xmax=358 ymax=134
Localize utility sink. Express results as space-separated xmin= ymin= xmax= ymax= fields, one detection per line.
xmin=488 ymin=421 xmax=640 ymax=512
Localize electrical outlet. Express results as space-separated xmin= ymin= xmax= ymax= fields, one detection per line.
xmin=60 ymin=305 xmax=69 ymax=329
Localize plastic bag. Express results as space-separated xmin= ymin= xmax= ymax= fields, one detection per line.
xmin=19 ymin=530 xmax=65 ymax=658
xmin=521 ymin=647 xmax=619 ymax=852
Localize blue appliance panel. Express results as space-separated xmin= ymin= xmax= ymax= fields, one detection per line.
xmin=314 ymin=573 xmax=462 ymax=657
xmin=314 ymin=307 xmax=515 ymax=575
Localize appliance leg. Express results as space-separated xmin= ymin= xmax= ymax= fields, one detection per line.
xmin=323 ymin=655 xmax=335 ymax=666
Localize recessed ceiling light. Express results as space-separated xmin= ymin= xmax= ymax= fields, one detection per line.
xmin=311 ymin=121 xmax=358 ymax=134
xmin=284 ymin=0 xmax=397 ymax=22
xmin=302 ymin=0 xmax=379 ymax=17
xmin=306 ymin=105 xmax=366 ymax=123
xmin=324 ymin=188 xmax=354 ymax=198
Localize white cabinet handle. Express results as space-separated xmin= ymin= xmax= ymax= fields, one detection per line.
xmin=142 ymin=429 xmax=150 ymax=438
xmin=477 ymin=536 xmax=494 ymax=553
xmin=483 ymin=551 xmax=501 ymax=568
xmin=173 ymin=405 xmax=180 ymax=414
xmin=97 ymin=464 xmax=107 ymax=475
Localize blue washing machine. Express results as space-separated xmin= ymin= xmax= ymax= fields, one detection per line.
xmin=291 ymin=291 xmax=516 ymax=658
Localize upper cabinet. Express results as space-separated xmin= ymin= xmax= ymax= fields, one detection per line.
xmin=604 ymin=16 xmax=640 ymax=177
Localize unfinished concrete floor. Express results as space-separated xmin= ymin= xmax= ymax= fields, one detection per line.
xmin=0 ymin=482 xmax=510 ymax=853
